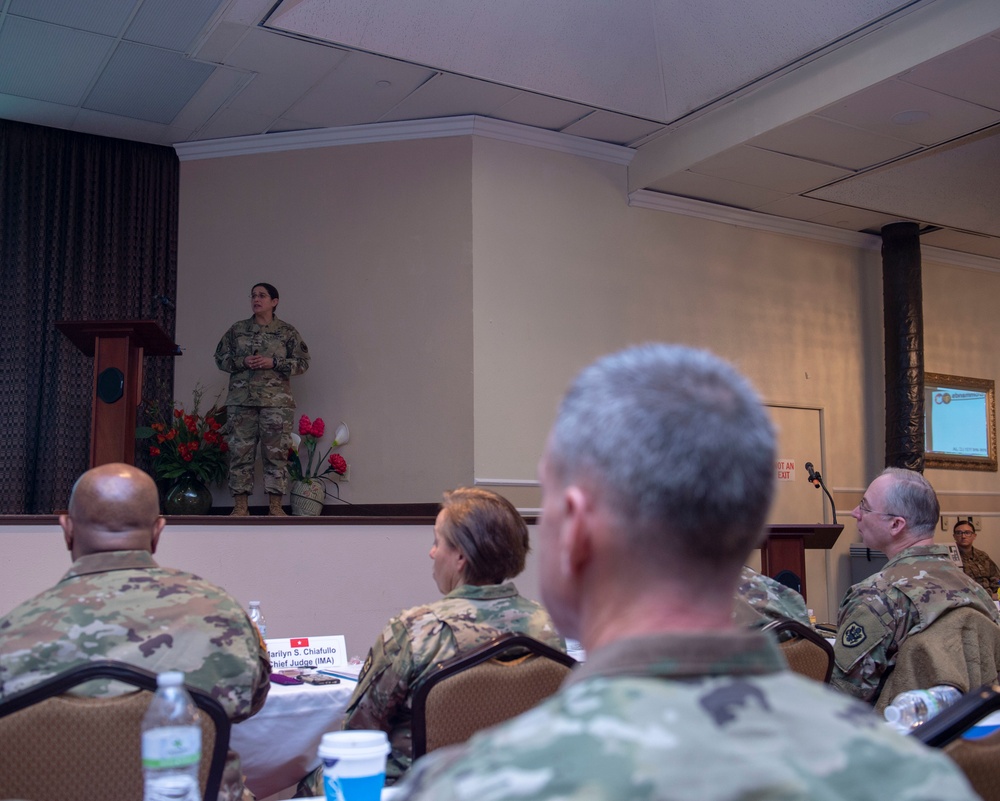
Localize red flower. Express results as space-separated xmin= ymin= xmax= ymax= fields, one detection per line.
xmin=206 ymin=417 xmax=221 ymax=431
xmin=220 ymin=441 xmax=229 ymax=453
xmin=182 ymin=452 xmax=193 ymax=462
xmin=174 ymin=408 xmax=183 ymax=418
xmin=329 ymin=453 xmax=347 ymax=475
xmin=311 ymin=418 xmax=325 ymax=437
xmin=149 ymin=446 xmax=161 ymax=456
xmin=298 ymin=415 xmax=312 ymax=435
xmin=165 ymin=429 xmax=177 ymax=440
xmin=151 ymin=422 xmax=165 ymax=432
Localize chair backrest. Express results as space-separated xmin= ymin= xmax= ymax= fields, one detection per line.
xmin=762 ymin=617 xmax=834 ymax=683
xmin=875 ymin=605 xmax=1000 ymax=712
xmin=0 ymin=660 xmax=230 ymax=801
xmin=411 ymin=633 xmax=576 ymax=758
xmin=911 ymin=683 xmax=1000 ymax=801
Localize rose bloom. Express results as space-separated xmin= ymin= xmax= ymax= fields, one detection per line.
xmin=329 ymin=453 xmax=347 ymax=475
xmin=149 ymin=446 xmax=161 ymax=457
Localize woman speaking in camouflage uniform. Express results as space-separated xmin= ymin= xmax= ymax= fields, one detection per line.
xmin=215 ymin=282 xmax=310 ymax=516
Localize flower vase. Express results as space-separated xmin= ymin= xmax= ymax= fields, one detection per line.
xmin=164 ymin=476 xmax=213 ymax=515
xmin=290 ymin=480 xmax=326 ymax=516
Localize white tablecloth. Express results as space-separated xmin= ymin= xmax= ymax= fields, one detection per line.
xmin=232 ymin=672 xmax=360 ymax=799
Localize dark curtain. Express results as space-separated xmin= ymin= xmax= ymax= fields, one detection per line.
xmin=1 ymin=120 xmax=178 ymax=514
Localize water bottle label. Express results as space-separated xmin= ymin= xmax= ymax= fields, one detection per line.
xmin=142 ymin=726 xmax=201 ymax=768
xmin=323 ymin=772 xmax=385 ymax=801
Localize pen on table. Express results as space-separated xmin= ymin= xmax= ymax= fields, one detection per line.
xmin=317 ymin=669 xmax=358 ymax=681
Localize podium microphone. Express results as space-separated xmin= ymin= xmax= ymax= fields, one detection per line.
xmin=155 ymin=295 xmax=176 ymax=310
xmin=805 ymin=462 xmax=821 ymax=488
xmin=804 ymin=460 xmax=837 ymax=524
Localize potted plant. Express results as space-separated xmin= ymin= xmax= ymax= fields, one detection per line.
xmin=136 ymin=385 xmax=229 ymax=514
xmin=287 ymin=415 xmax=349 ymax=515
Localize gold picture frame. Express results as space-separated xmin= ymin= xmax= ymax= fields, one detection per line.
xmin=924 ymin=372 xmax=997 ymax=472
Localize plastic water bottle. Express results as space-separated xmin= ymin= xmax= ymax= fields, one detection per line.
xmin=883 ymin=685 xmax=963 ymax=732
xmin=142 ymin=671 xmax=201 ymax=801
xmin=249 ymin=600 xmax=267 ymax=639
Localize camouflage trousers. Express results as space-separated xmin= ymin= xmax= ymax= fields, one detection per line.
xmin=226 ymin=405 xmax=293 ymax=496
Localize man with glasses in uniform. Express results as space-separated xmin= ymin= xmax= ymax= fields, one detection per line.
xmin=953 ymin=518 xmax=1000 ymax=599
xmin=830 ymin=467 xmax=999 ymax=702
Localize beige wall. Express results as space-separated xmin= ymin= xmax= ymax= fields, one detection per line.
xmin=0 ymin=521 xmax=543 ymax=657
xmin=166 ymin=131 xmax=1000 ymax=626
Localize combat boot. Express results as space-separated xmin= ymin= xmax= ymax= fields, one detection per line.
xmin=269 ymin=494 xmax=287 ymax=516
xmin=230 ymin=494 xmax=249 ymax=516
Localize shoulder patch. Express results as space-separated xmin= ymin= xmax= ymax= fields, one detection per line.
xmin=841 ymin=621 xmax=866 ymax=648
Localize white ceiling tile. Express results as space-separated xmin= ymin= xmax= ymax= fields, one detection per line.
xmin=85 ymin=42 xmax=215 ymax=124
xmin=171 ymin=66 xmax=251 ymax=129
xmin=227 ymin=70 xmax=320 ymax=117
xmin=0 ymin=94 xmax=80 ymax=129
xmin=806 ymin=205 xmax=902 ymax=233
xmin=8 ymin=0 xmax=136 ymax=36
xmin=921 ymin=228 xmax=1000 ymax=260
xmin=899 ymin=36 xmax=1000 ymax=112
xmin=267 ymin=0 xmax=668 ymax=120
xmin=222 ymin=0 xmax=276 ymax=26
xmin=817 ymin=78 xmax=1000 ymax=146
xmin=691 ymin=146 xmax=851 ymax=194
xmin=0 ymin=16 xmax=113 ymax=105
xmin=647 ymin=172 xmax=787 ymax=209
xmin=225 ymin=26 xmax=349 ymax=81
xmin=191 ymin=21 xmax=249 ymax=63
xmin=810 ymin=128 xmax=1000 ymax=237
xmin=750 ymin=116 xmax=917 ymax=170
xmin=561 ymin=111 xmax=663 ymax=146
xmin=380 ymin=73 xmax=520 ymax=123
xmin=281 ymin=51 xmax=433 ymax=129
xmin=492 ymin=92 xmax=590 ymax=130
xmin=197 ymin=106 xmax=275 ymax=139
xmin=753 ymin=195 xmax=845 ymax=221
xmin=72 ymin=107 xmax=184 ymax=145
xmin=126 ymin=0 xmax=227 ymax=51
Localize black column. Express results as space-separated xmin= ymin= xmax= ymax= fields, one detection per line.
xmin=881 ymin=221 xmax=924 ymax=471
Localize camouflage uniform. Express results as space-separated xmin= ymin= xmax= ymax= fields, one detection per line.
xmin=297 ymin=582 xmax=563 ymax=794
xmin=734 ymin=565 xmax=811 ymax=628
xmin=0 ymin=550 xmax=271 ymax=801
xmin=959 ymin=545 xmax=1000 ymax=598
xmin=391 ymin=629 xmax=978 ymax=801
xmin=830 ymin=543 xmax=999 ymax=702
xmin=214 ymin=316 xmax=310 ymax=496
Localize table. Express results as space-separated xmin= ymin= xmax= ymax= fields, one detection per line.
xmin=232 ymin=671 xmax=360 ymax=799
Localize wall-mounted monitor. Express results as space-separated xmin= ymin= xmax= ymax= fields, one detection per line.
xmin=924 ymin=372 xmax=997 ymax=472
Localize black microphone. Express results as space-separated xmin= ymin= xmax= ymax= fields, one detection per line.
xmin=805 ymin=462 xmax=821 ymax=488
xmin=155 ymin=295 xmax=175 ymax=310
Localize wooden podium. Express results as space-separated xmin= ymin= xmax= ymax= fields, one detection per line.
xmin=56 ymin=320 xmax=180 ymax=468
xmin=761 ymin=523 xmax=843 ymax=601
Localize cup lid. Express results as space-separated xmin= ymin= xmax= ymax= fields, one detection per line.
xmin=319 ymin=730 xmax=389 ymax=758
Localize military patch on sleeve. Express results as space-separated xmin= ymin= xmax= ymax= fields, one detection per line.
xmin=841 ymin=621 xmax=866 ymax=648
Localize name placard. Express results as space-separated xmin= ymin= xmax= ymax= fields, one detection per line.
xmin=265 ymin=635 xmax=348 ymax=670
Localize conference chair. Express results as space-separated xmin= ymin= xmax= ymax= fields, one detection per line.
xmin=762 ymin=617 xmax=834 ymax=683
xmin=873 ymin=605 xmax=1000 ymax=713
xmin=411 ymin=633 xmax=577 ymax=758
xmin=0 ymin=659 xmax=230 ymax=801
xmin=911 ymin=682 xmax=1000 ymax=801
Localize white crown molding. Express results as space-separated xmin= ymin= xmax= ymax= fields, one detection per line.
xmin=628 ymin=190 xmax=1000 ymax=274
xmin=174 ymin=115 xmax=634 ymax=165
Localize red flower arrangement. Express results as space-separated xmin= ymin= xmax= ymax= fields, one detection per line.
xmin=288 ymin=415 xmax=349 ymax=485
xmin=136 ymin=386 xmax=229 ymax=486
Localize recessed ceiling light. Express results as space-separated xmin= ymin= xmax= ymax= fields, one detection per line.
xmin=376 ymin=80 xmax=392 ymax=88
xmin=891 ymin=109 xmax=930 ymax=126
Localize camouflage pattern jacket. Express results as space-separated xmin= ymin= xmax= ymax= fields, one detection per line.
xmin=215 ymin=316 xmax=309 ymax=408
xmin=392 ymin=630 xmax=981 ymax=801
xmin=0 ymin=550 xmax=271 ymax=801
xmin=343 ymin=582 xmax=564 ymax=783
xmin=831 ymin=543 xmax=999 ymax=702
xmin=960 ymin=545 xmax=1000 ymax=598
xmin=733 ymin=566 xmax=811 ymax=628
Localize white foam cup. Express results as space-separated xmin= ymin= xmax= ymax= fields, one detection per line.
xmin=319 ymin=730 xmax=390 ymax=801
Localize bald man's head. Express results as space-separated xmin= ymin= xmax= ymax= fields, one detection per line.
xmin=61 ymin=463 xmax=165 ymax=559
